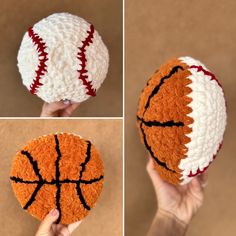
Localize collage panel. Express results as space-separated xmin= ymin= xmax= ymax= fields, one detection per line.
xmin=0 ymin=0 xmax=122 ymax=117
xmin=0 ymin=119 xmax=122 ymax=236
xmin=125 ymin=0 xmax=235 ymax=236
xmin=0 ymin=0 xmax=236 ymax=236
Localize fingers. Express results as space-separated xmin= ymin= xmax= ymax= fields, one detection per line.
xmin=36 ymin=209 xmax=59 ymax=236
xmin=40 ymin=101 xmax=80 ymax=117
xmin=198 ymin=172 xmax=208 ymax=188
xmin=68 ymin=221 xmax=82 ymax=233
xmin=189 ymin=172 xmax=208 ymax=203
xmin=60 ymin=103 xmax=80 ymax=117
xmin=41 ymin=101 xmax=70 ymax=117
xmin=190 ymin=177 xmax=203 ymax=193
xmin=190 ymin=171 xmax=208 ymax=192
xmin=146 ymin=157 xmax=165 ymax=191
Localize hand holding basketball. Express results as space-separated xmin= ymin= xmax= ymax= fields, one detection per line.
xmin=35 ymin=209 xmax=81 ymax=236
xmin=146 ymin=157 xmax=207 ymax=225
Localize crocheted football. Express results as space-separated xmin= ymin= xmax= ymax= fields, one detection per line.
xmin=137 ymin=57 xmax=227 ymax=185
xmin=17 ymin=13 xmax=109 ymax=103
xmin=10 ymin=133 xmax=104 ymax=224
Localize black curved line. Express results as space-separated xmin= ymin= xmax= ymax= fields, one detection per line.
xmin=143 ymin=65 xmax=184 ymax=114
xmin=54 ymin=134 xmax=62 ymax=224
xmin=23 ymin=182 xmax=44 ymax=210
xmin=11 ymin=139 xmax=99 ymax=218
xmin=139 ymin=122 xmax=175 ymax=173
xmin=76 ymin=141 xmax=92 ymax=210
xmin=80 ymin=175 xmax=104 ymax=184
xmin=20 ymin=150 xmax=44 ymax=210
xmin=137 ymin=116 xmax=184 ymax=127
xmin=21 ymin=150 xmax=43 ymax=181
xmin=10 ymin=176 xmax=104 ymax=185
xmin=79 ymin=141 xmax=91 ymax=178
xmin=10 ymin=176 xmax=39 ymax=184
xmin=76 ymin=183 xmax=91 ymax=210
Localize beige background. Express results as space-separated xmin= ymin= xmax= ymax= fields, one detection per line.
xmin=126 ymin=0 xmax=236 ymax=235
xmin=0 ymin=0 xmax=122 ymax=117
xmin=0 ymin=119 xmax=122 ymax=236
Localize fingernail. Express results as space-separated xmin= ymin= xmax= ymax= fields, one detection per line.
xmin=63 ymin=99 xmax=71 ymax=105
xmin=50 ymin=209 xmax=58 ymax=216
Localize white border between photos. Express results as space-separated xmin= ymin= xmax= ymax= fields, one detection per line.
xmin=1 ymin=0 xmax=125 ymax=234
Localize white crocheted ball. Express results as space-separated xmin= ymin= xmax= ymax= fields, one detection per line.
xmin=17 ymin=13 xmax=109 ymax=103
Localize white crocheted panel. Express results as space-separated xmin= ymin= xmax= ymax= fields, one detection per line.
xmin=179 ymin=57 xmax=227 ymax=185
xmin=17 ymin=13 xmax=109 ymax=103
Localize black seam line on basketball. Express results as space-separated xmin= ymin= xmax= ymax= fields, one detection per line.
xmin=80 ymin=176 xmax=104 ymax=184
xmin=54 ymin=134 xmax=62 ymax=224
xmin=21 ymin=150 xmax=43 ymax=181
xmin=11 ymin=140 xmax=99 ymax=216
xmin=23 ymin=182 xmax=44 ymax=210
xmin=140 ymin=122 xmax=176 ymax=173
xmin=76 ymin=141 xmax=92 ymax=210
xmin=10 ymin=175 xmax=104 ymax=185
xmin=143 ymin=65 xmax=184 ymax=115
xmin=20 ymin=150 xmax=44 ymax=210
xmin=137 ymin=116 xmax=184 ymax=127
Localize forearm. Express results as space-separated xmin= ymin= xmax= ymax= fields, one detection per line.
xmin=146 ymin=209 xmax=187 ymax=236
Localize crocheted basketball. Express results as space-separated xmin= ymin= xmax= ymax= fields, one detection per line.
xmin=10 ymin=133 xmax=104 ymax=224
xmin=137 ymin=57 xmax=227 ymax=185
xmin=17 ymin=13 xmax=109 ymax=103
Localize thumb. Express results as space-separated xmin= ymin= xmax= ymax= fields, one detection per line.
xmin=146 ymin=157 xmax=165 ymax=190
xmin=36 ymin=209 xmax=59 ymax=236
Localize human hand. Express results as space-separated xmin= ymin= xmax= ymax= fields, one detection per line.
xmin=146 ymin=157 xmax=207 ymax=226
xmin=40 ymin=101 xmax=80 ymax=117
xmin=35 ymin=209 xmax=81 ymax=236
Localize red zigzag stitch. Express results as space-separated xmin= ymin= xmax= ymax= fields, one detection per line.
xmin=188 ymin=65 xmax=224 ymax=177
xmin=77 ymin=24 xmax=96 ymax=97
xmin=28 ymin=25 xmax=96 ymax=96
xmin=188 ymin=142 xmax=223 ymax=177
xmin=28 ymin=27 xmax=48 ymax=94
xmin=190 ymin=65 xmax=222 ymax=88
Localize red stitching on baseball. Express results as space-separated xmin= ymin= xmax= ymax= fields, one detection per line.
xmin=188 ymin=141 xmax=223 ymax=177
xmin=28 ymin=27 xmax=48 ymax=94
xmin=190 ymin=65 xmax=222 ymax=88
xmin=77 ymin=24 xmax=96 ymax=97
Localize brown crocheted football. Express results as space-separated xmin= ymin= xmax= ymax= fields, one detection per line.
xmin=10 ymin=133 xmax=104 ymax=224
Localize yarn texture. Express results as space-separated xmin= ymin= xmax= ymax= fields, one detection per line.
xmin=10 ymin=133 xmax=104 ymax=224
xmin=17 ymin=13 xmax=109 ymax=103
xmin=137 ymin=57 xmax=226 ymax=185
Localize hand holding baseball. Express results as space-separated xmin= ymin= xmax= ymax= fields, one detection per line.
xmin=35 ymin=209 xmax=81 ymax=236
xmin=40 ymin=101 xmax=80 ymax=117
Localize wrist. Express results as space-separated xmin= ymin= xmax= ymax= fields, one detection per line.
xmin=147 ymin=209 xmax=188 ymax=236
xmin=155 ymin=209 xmax=187 ymax=235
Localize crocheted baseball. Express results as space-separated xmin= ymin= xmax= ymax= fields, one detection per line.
xmin=137 ymin=57 xmax=227 ymax=185
xmin=17 ymin=13 xmax=109 ymax=103
xmin=10 ymin=133 xmax=104 ymax=224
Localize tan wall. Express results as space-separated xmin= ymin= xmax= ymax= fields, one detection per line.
xmin=0 ymin=119 xmax=123 ymax=236
xmin=125 ymin=0 xmax=236 ymax=235
xmin=0 ymin=0 xmax=122 ymax=117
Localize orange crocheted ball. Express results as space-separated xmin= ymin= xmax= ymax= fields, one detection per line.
xmin=10 ymin=133 xmax=104 ymax=224
xmin=137 ymin=57 xmax=226 ymax=185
